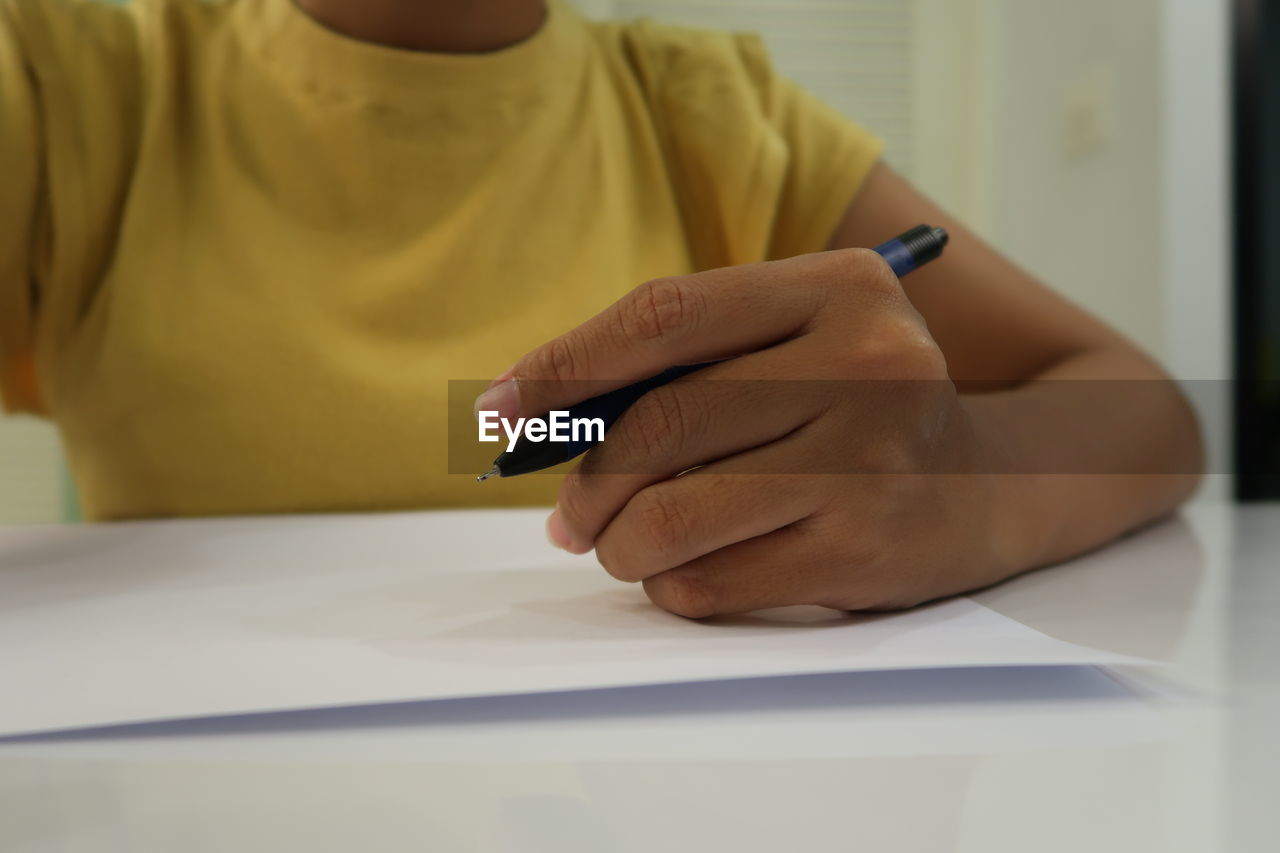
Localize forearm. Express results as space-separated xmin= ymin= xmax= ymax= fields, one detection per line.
xmin=963 ymin=345 xmax=1204 ymax=575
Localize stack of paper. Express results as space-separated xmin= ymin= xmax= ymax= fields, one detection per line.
xmin=0 ymin=509 xmax=1147 ymax=738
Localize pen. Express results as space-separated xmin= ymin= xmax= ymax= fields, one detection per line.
xmin=478 ymin=224 xmax=949 ymax=481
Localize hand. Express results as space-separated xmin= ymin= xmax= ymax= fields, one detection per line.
xmin=476 ymin=250 xmax=1019 ymax=617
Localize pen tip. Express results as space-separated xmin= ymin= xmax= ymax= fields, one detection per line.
xmin=477 ymin=466 xmax=500 ymax=482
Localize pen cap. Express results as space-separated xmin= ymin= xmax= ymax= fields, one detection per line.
xmin=896 ymin=225 xmax=949 ymax=267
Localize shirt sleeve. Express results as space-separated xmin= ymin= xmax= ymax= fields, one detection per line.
xmin=0 ymin=1 xmax=45 ymax=413
xmin=622 ymin=22 xmax=884 ymax=270
xmin=0 ymin=0 xmax=144 ymax=416
xmin=733 ymin=33 xmax=885 ymax=261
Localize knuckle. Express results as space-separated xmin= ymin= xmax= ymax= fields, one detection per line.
xmin=822 ymin=248 xmax=900 ymax=299
xmin=847 ymin=318 xmax=946 ymax=378
xmin=625 ymin=387 xmax=694 ymax=461
xmin=844 ymin=331 xmax=892 ymax=370
xmin=839 ymin=416 xmax=930 ymax=475
xmin=632 ymin=488 xmax=691 ymax=563
xmin=536 ymin=334 xmax=590 ymax=383
xmin=896 ymin=330 xmax=949 ymax=378
xmin=799 ymin=252 xmax=857 ymax=311
xmin=623 ymin=277 xmax=702 ymax=343
xmin=646 ymin=569 xmax=717 ymax=619
xmin=807 ymin=249 xmax=906 ymax=321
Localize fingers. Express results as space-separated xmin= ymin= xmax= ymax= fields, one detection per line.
xmin=474 ymin=249 xmax=904 ymax=421
xmin=592 ymin=465 xmax=831 ymax=583
xmin=551 ymin=350 xmax=832 ymax=551
xmin=550 ymin=327 xmax=950 ymax=552
xmin=641 ymin=524 xmax=837 ymax=618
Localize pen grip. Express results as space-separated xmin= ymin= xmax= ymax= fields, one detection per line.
xmin=556 ymin=362 xmax=716 ymax=459
xmin=490 ymin=224 xmax=948 ymax=477
xmin=554 ymin=234 xmax=927 ymax=453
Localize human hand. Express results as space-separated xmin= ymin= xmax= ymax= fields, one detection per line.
xmin=475 ymin=250 xmax=1019 ymax=617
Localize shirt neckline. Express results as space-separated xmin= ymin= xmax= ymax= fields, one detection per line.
xmin=235 ymin=0 xmax=587 ymax=107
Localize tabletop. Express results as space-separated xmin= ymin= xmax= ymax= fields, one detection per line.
xmin=1 ymin=500 xmax=1276 ymax=853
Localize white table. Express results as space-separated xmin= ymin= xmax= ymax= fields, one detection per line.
xmin=0 ymin=502 xmax=1276 ymax=852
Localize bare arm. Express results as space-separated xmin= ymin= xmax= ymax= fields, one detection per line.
xmin=487 ymin=162 xmax=1204 ymax=616
xmin=827 ymin=163 xmax=1202 ymax=568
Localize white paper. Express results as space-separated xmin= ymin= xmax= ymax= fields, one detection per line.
xmin=0 ymin=509 xmax=1148 ymax=738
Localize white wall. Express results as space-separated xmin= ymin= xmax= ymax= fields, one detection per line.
xmin=970 ymin=0 xmax=1167 ymax=359
xmin=1159 ymin=0 xmax=1232 ymax=496
xmin=1160 ymin=0 xmax=1231 ymax=383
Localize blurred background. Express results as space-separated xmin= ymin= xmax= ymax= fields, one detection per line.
xmin=0 ymin=0 xmax=1235 ymax=522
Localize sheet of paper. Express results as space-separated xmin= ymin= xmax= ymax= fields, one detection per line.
xmin=0 ymin=509 xmax=1148 ymax=738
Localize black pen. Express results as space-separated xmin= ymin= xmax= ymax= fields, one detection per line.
xmin=479 ymin=225 xmax=949 ymax=480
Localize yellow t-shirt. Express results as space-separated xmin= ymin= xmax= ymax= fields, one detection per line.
xmin=0 ymin=0 xmax=882 ymax=520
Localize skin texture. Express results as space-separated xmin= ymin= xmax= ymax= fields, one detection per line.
xmin=296 ymin=1 xmax=1203 ymax=616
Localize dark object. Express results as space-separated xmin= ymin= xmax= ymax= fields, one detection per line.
xmin=1234 ymin=0 xmax=1280 ymax=499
